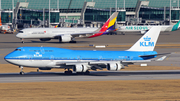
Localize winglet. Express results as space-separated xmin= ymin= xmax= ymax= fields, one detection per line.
xmin=88 ymin=12 xmax=119 ymax=38
xmin=172 ymin=20 xmax=180 ymax=31
xmin=127 ymin=26 xmax=161 ymax=51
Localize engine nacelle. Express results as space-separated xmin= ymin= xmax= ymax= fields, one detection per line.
xmin=106 ymin=63 xmax=123 ymax=71
xmin=73 ymin=64 xmax=88 ymax=72
xmin=40 ymin=38 xmax=51 ymax=41
xmin=59 ymin=35 xmax=72 ymax=42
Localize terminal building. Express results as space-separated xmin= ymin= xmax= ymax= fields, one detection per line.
xmin=0 ymin=0 xmax=180 ymax=28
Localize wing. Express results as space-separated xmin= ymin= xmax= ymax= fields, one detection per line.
xmin=53 ymin=30 xmax=113 ymax=38
xmin=55 ymin=55 xmax=167 ymax=70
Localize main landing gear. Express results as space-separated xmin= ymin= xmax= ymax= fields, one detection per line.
xmin=76 ymin=70 xmax=90 ymax=75
xmin=64 ymin=68 xmax=72 ymax=75
xmin=37 ymin=68 xmax=40 ymax=72
xmin=21 ymin=38 xmax=24 ymax=43
xmin=19 ymin=66 xmax=24 ymax=75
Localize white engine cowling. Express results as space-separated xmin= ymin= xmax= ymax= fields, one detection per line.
xmin=59 ymin=35 xmax=72 ymax=42
xmin=73 ymin=64 xmax=88 ymax=72
xmin=106 ymin=63 xmax=123 ymax=71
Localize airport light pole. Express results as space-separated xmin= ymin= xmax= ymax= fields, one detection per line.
xmin=49 ymin=0 xmax=50 ymax=27
xmin=124 ymin=0 xmax=125 ymax=10
xmin=0 ymin=0 xmax=1 ymax=18
xmin=178 ymin=0 xmax=179 ymax=10
xmin=170 ymin=0 xmax=171 ymax=25
xmin=115 ymin=0 xmax=117 ymax=11
xmin=57 ymin=0 xmax=59 ymax=9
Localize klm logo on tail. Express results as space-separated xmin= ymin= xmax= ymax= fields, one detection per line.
xmin=140 ymin=36 xmax=154 ymax=47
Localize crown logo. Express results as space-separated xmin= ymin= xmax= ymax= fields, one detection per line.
xmin=143 ymin=36 xmax=151 ymax=41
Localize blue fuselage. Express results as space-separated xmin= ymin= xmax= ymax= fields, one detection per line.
xmin=5 ymin=47 xmax=157 ymax=61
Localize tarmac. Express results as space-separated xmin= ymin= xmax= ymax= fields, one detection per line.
xmin=0 ymin=70 xmax=180 ymax=83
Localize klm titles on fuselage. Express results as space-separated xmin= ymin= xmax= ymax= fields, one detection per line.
xmin=140 ymin=36 xmax=154 ymax=47
xmin=125 ymin=26 xmax=148 ymax=30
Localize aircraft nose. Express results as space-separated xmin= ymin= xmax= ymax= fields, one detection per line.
xmin=4 ymin=53 xmax=11 ymax=62
xmin=16 ymin=33 xmax=21 ymax=38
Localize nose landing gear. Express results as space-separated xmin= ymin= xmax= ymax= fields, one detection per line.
xmin=20 ymin=38 xmax=24 ymax=43
xmin=19 ymin=66 xmax=24 ymax=75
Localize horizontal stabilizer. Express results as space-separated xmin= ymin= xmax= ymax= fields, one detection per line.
xmin=155 ymin=56 xmax=167 ymax=61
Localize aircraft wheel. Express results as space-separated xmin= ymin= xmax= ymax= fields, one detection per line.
xmin=20 ymin=71 xmax=24 ymax=75
xmin=64 ymin=70 xmax=72 ymax=75
xmin=76 ymin=72 xmax=83 ymax=75
xmin=84 ymin=70 xmax=90 ymax=75
xmin=69 ymin=41 xmax=76 ymax=43
xmin=37 ymin=69 xmax=40 ymax=72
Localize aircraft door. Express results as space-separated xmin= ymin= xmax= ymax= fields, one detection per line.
xmin=50 ymin=55 xmax=54 ymax=61
xmin=40 ymin=47 xmax=45 ymax=54
xmin=77 ymin=56 xmax=81 ymax=62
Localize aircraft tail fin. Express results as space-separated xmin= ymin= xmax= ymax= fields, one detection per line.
xmin=54 ymin=25 xmax=58 ymax=28
xmin=88 ymin=12 xmax=119 ymax=38
xmin=127 ymin=26 xmax=161 ymax=51
xmin=172 ymin=20 xmax=180 ymax=31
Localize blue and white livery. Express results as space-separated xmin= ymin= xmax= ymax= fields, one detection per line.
xmin=4 ymin=27 xmax=166 ymax=75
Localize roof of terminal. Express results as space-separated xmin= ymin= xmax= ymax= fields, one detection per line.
xmin=1 ymin=0 xmax=180 ymax=10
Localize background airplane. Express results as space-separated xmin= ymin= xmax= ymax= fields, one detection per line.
xmin=0 ymin=17 xmax=12 ymax=34
xmin=118 ymin=21 xmax=180 ymax=34
xmin=16 ymin=12 xmax=119 ymax=43
xmin=5 ymin=26 xmax=167 ymax=75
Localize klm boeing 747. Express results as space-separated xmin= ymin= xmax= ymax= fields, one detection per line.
xmin=16 ymin=12 xmax=119 ymax=43
xmin=5 ymin=26 xmax=167 ymax=75
xmin=118 ymin=21 xmax=180 ymax=34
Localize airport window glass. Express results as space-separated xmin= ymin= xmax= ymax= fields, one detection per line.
xmin=85 ymin=8 xmax=125 ymax=22
xmin=171 ymin=10 xmax=180 ymax=20
xmin=1 ymin=12 xmax=12 ymax=23
xmin=1 ymin=0 xmax=180 ymax=24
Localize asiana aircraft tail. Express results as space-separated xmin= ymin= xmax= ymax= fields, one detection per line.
xmin=88 ymin=12 xmax=119 ymax=38
xmin=4 ymin=26 xmax=168 ymax=75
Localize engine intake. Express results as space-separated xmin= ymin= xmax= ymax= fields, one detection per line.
xmin=73 ymin=64 xmax=88 ymax=72
xmin=59 ymin=35 xmax=72 ymax=42
xmin=106 ymin=63 xmax=123 ymax=71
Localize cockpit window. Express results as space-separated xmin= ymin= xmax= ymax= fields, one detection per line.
xmin=18 ymin=31 xmax=23 ymax=33
xmin=15 ymin=49 xmax=21 ymax=51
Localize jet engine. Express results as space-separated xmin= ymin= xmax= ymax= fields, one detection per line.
xmin=40 ymin=38 xmax=51 ymax=41
xmin=73 ymin=64 xmax=88 ymax=72
xmin=59 ymin=35 xmax=72 ymax=42
xmin=106 ymin=63 xmax=123 ymax=71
